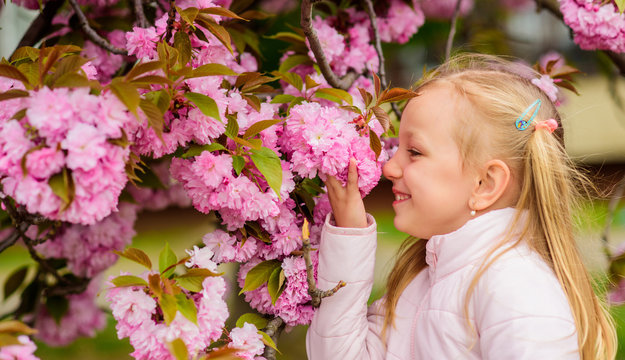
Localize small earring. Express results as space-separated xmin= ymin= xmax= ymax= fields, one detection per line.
xmin=470 ymin=209 xmax=476 ymax=216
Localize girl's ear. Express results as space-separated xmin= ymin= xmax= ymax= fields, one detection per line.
xmin=470 ymin=159 xmax=511 ymax=212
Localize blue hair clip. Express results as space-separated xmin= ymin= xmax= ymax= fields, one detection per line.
xmin=515 ymin=99 xmax=541 ymax=131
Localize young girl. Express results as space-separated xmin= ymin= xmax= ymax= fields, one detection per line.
xmin=306 ymin=55 xmax=616 ymax=359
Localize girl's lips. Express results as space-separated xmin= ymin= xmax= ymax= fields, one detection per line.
xmin=392 ymin=189 xmax=411 ymax=205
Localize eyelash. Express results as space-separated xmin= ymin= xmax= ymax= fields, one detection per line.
xmin=408 ymin=148 xmax=422 ymax=157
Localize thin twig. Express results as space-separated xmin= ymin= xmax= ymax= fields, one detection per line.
xmin=133 ymin=0 xmax=149 ymax=28
xmin=262 ymin=316 xmax=285 ymax=360
xmin=603 ymin=175 xmax=625 ymax=257
xmin=534 ymin=0 xmax=625 ymax=76
xmin=362 ymin=0 xmax=402 ymax=121
xmin=301 ymin=0 xmax=358 ymax=90
xmin=165 ymin=0 xmax=177 ymax=43
xmin=302 ymin=236 xmax=346 ymax=308
xmin=445 ymin=0 xmax=463 ymax=60
xmin=0 ymin=225 xmax=25 ymax=253
xmin=67 ymin=0 xmax=127 ymax=55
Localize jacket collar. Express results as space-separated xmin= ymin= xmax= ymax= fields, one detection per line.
xmin=425 ymin=207 xmax=519 ymax=283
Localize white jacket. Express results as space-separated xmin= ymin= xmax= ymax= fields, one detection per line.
xmin=306 ymin=207 xmax=579 ymax=359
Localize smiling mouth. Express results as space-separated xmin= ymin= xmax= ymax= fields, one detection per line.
xmin=393 ymin=193 xmax=411 ymax=205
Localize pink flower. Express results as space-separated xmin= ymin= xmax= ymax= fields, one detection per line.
xmin=531 ymin=75 xmax=559 ymax=103
xmin=125 ymin=27 xmax=159 ymax=59
xmin=229 ymin=323 xmax=264 ymax=359
xmin=560 ymin=0 xmax=625 ymax=53
xmin=108 ymin=286 xmax=157 ymax=328
xmin=26 ymin=87 xmax=74 ymax=144
xmin=0 ymin=335 xmax=40 ymax=360
xmin=62 ymin=123 xmax=107 ymax=171
xmin=25 ymin=147 xmax=65 ymax=180
xmin=185 ymin=245 xmax=218 ymax=271
xmin=421 ymin=0 xmax=474 ymax=19
xmin=377 ymin=0 xmax=425 ymax=44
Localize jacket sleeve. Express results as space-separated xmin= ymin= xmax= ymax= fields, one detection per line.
xmin=306 ymin=213 xmax=386 ymax=360
xmin=475 ymin=252 xmax=580 ymax=360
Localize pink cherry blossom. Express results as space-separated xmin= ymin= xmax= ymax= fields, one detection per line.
xmin=0 ymin=335 xmax=40 ymax=360
xmin=229 ymin=323 xmax=264 ymax=360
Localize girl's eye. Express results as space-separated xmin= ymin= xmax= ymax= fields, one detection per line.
xmin=408 ymin=149 xmax=422 ymax=157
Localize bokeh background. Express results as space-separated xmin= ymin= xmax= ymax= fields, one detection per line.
xmin=1 ymin=0 xmax=625 ymax=358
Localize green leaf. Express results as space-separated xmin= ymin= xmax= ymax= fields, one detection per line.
xmin=175 ymin=277 xmax=203 ymax=293
xmin=315 ymin=88 xmax=353 ymax=105
xmin=340 ymin=105 xmax=363 ymax=115
xmin=274 ymin=71 xmax=302 ymax=92
xmin=181 ymin=143 xmax=227 ymax=158
xmin=232 ymin=155 xmax=245 ymax=175
xmin=168 ymin=338 xmax=189 ymax=360
xmin=233 ymin=137 xmax=261 ymax=149
xmin=199 ymin=6 xmax=247 ymax=21
xmin=174 ymin=31 xmax=192 ymax=67
xmin=10 ymin=47 xmax=40 ymax=63
xmin=235 ymin=313 xmax=269 ymax=329
xmin=225 ymin=114 xmax=239 ymax=138
xmin=242 ymin=94 xmax=261 ymax=112
xmin=125 ymin=60 xmax=165 ymax=81
xmin=0 ymin=64 xmax=30 ymax=86
xmin=175 ymin=293 xmax=198 ymax=325
xmin=377 ymin=87 xmax=418 ymax=105
xmin=48 ymin=168 xmax=74 ymax=209
xmin=111 ymin=275 xmax=149 ymax=288
xmin=159 ymin=293 xmax=178 ymax=325
xmin=279 ymin=54 xmax=311 ymax=73
xmin=109 ymin=78 xmax=140 ymax=119
xmin=243 ymin=119 xmax=283 ymax=139
xmin=190 ymin=63 xmax=238 ymax=78
xmin=249 ymin=147 xmax=283 ymax=199
xmin=46 ymin=295 xmax=69 ymax=325
xmin=305 ymin=74 xmax=320 ymax=89
xmin=114 ymin=247 xmax=153 ymax=270
xmin=159 ymin=243 xmax=177 ymax=278
xmin=130 ymin=75 xmax=173 ymax=86
xmin=267 ymin=266 xmax=285 ymax=305
xmin=179 ymin=268 xmax=223 ymax=278
xmin=135 ymin=163 xmax=167 ymax=189
xmin=239 ymin=260 xmax=280 ymax=295
xmin=369 ymin=129 xmax=382 ymax=160
xmin=0 ymin=89 xmax=29 ymax=102
xmin=372 ymin=106 xmax=391 ymax=133
xmin=145 ymin=89 xmax=171 ymax=113
xmin=265 ymin=32 xmax=306 ymax=44
xmin=615 ymin=0 xmax=624 ymax=13
xmin=0 ymin=320 xmax=37 ymax=335
xmin=195 ymin=15 xmax=234 ymax=54
xmin=259 ymin=330 xmax=281 ymax=354
xmin=51 ymin=55 xmax=89 ymax=83
xmin=4 ymin=266 xmax=28 ymax=300
xmin=139 ymin=98 xmax=165 ymax=140
xmin=53 ymin=73 xmax=91 ymax=88
xmin=177 ymin=6 xmax=199 ymax=25
xmin=184 ymin=92 xmax=221 ymax=121
xmin=0 ymin=334 xmax=21 ymax=347
xmin=270 ymin=94 xmax=295 ymax=104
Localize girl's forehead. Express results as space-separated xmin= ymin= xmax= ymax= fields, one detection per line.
xmin=400 ymin=84 xmax=460 ymax=132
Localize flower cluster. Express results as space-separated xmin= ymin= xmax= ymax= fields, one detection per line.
xmin=237 ymin=254 xmax=318 ymax=327
xmin=34 ymin=279 xmax=107 ymax=346
xmin=0 ymin=81 xmax=134 ymax=225
xmin=282 ymin=102 xmax=383 ymax=195
xmin=560 ymin=0 xmax=625 ymax=53
xmin=0 ymin=336 xmax=39 ymax=360
xmin=228 ymin=322 xmax=265 ymax=360
xmin=106 ymin=272 xmax=229 ymax=359
xmin=420 ymin=0 xmax=474 ymax=19
xmin=34 ymin=203 xmax=138 ymax=277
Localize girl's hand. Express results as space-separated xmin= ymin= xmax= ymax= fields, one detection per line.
xmin=325 ymin=158 xmax=368 ymax=228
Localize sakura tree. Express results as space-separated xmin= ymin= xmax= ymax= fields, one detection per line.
xmin=0 ymin=0 xmax=624 ymax=359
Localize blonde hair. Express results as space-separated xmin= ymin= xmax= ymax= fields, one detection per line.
xmin=382 ymin=54 xmax=616 ymax=359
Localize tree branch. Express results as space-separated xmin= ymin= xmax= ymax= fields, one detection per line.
xmin=133 ymin=0 xmax=149 ymax=28
xmin=67 ymin=0 xmax=128 ymax=55
xmin=165 ymin=0 xmax=177 ymax=43
xmin=14 ymin=0 xmax=66 ymax=52
xmin=262 ymin=316 xmax=285 ymax=360
xmin=445 ymin=0 xmax=463 ymax=61
xmin=534 ymin=0 xmax=625 ymax=76
xmin=301 ymin=0 xmax=358 ymax=90
xmin=362 ymin=0 xmax=402 ymax=121
xmin=302 ymin=235 xmax=345 ymax=308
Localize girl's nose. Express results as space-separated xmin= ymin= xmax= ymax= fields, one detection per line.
xmin=382 ymin=154 xmax=401 ymax=180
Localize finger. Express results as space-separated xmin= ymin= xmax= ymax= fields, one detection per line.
xmin=324 ymin=173 xmax=340 ymax=190
xmin=347 ymin=158 xmax=359 ymax=189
